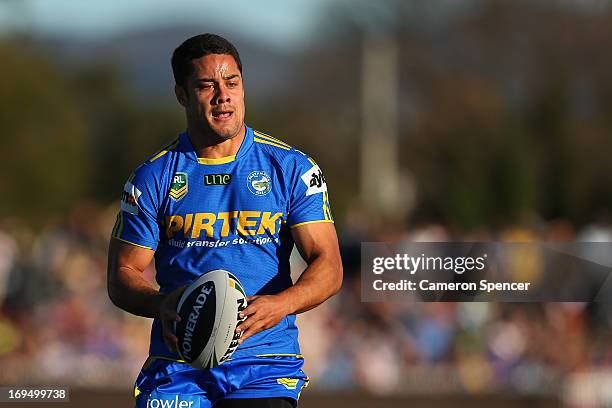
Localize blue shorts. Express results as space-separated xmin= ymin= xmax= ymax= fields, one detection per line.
xmin=134 ymin=355 xmax=309 ymax=408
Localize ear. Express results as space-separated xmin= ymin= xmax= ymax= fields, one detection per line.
xmin=175 ymin=84 xmax=188 ymax=107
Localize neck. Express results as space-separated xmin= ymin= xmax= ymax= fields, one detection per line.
xmin=187 ymin=124 xmax=246 ymax=159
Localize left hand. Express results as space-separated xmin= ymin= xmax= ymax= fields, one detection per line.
xmin=235 ymin=295 xmax=291 ymax=344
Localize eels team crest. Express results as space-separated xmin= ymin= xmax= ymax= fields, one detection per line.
xmin=247 ymin=171 xmax=272 ymax=196
xmin=169 ymin=172 xmax=188 ymax=200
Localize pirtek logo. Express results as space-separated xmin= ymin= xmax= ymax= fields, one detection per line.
xmin=204 ymin=174 xmax=231 ymax=186
xmin=165 ymin=211 xmax=284 ymax=239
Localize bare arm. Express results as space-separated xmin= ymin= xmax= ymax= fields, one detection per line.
xmin=107 ymin=238 xmax=182 ymax=351
xmin=107 ymin=238 xmax=161 ymax=317
xmin=236 ymin=222 xmax=343 ymax=342
xmin=278 ymin=222 xmax=343 ymax=313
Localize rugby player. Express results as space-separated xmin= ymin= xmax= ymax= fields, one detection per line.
xmin=107 ymin=33 xmax=343 ymax=408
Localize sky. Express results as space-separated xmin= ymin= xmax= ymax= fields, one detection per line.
xmin=2 ymin=0 xmax=608 ymax=51
xmin=0 ymin=0 xmax=331 ymax=50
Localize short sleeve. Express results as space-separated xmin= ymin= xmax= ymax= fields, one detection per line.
xmin=111 ymin=166 xmax=161 ymax=250
xmin=286 ymin=152 xmax=334 ymax=228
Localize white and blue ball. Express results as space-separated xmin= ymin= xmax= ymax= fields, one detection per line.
xmin=174 ymin=270 xmax=247 ymax=369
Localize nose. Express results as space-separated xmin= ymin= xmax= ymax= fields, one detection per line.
xmin=214 ymin=84 xmax=231 ymax=105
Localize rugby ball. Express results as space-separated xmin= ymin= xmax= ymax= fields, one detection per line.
xmin=174 ymin=270 xmax=247 ymax=369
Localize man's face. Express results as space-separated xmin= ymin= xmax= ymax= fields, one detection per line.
xmin=177 ymin=53 xmax=245 ymax=141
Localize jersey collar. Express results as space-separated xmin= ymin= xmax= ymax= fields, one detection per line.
xmin=178 ymin=126 xmax=254 ymax=165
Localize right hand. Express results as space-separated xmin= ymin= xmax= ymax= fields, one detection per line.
xmin=156 ymin=286 xmax=186 ymax=354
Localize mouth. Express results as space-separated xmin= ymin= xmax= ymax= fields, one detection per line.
xmin=212 ymin=110 xmax=233 ymax=121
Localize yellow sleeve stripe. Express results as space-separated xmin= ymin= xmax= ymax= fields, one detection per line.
xmin=253 ymin=130 xmax=291 ymax=148
xmin=148 ymin=138 xmax=179 ymax=163
xmin=290 ymin=220 xmax=334 ymax=229
xmin=112 ymin=236 xmax=154 ymax=250
xmin=307 ymin=157 xmax=316 ymax=166
xmin=254 ymin=137 xmax=291 ymax=150
xmin=322 ymin=191 xmax=333 ymax=221
xmin=111 ymin=212 xmax=124 ymax=238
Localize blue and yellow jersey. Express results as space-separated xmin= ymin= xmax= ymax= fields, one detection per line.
xmin=112 ymin=126 xmax=333 ymax=360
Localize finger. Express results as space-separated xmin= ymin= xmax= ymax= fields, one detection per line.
xmin=235 ymin=317 xmax=253 ymax=334
xmin=236 ymin=311 xmax=262 ymax=333
xmin=163 ymin=308 xmax=182 ymax=324
xmin=161 ymin=314 xmax=180 ymax=334
xmin=164 ymin=332 xmax=178 ymax=345
xmin=170 ymin=286 xmax=187 ymax=303
xmin=239 ymin=320 xmax=266 ymax=344
xmin=163 ymin=333 xmax=179 ymax=353
xmin=165 ymin=319 xmax=178 ymax=337
xmin=161 ymin=320 xmax=171 ymax=336
xmin=239 ymin=304 xmax=258 ymax=319
xmin=161 ymin=313 xmax=181 ymax=353
xmin=246 ymin=295 xmax=260 ymax=302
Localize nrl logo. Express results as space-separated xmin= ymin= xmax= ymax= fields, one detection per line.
xmin=169 ymin=172 xmax=188 ymax=200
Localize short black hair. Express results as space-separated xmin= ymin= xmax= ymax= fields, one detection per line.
xmin=171 ymin=33 xmax=243 ymax=88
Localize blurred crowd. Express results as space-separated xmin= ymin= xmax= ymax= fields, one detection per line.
xmin=1 ymin=202 xmax=612 ymax=402
xmin=0 ymin=203 xmax=151 ymax=388
xmin=300 ymin=213 xmax=612 ymax=401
